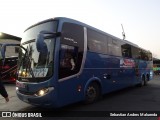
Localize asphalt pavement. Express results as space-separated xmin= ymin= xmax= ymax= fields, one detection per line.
xmin=0 ymin=75 xmax=160 ymax=120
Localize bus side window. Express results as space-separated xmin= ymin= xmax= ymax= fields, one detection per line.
xmin=87 ymin=29 xmax=107 ymax=54
xmin=131 ymin=46 xmax=141 ymax=59
xmin=107 ymin=37 xmax=121 ymax=56
xmin=59 ymin=44 xmax=78 ymax=79
xmin=140 ymin=50 xmax=149 ymax=61
xmin=121 ymin=44 xmax=132 ymax=58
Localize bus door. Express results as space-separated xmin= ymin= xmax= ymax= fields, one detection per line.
xmin=57 ymin=22 xmax=85 ymax=106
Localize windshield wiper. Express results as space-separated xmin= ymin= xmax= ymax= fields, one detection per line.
xmin=19 ymin=46 xmax=35 ymax=78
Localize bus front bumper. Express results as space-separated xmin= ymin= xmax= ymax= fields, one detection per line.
xmin=16 ymin=87 xmax=57 ymax=108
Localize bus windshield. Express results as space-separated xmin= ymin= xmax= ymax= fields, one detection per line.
xmin=18 ymin=20 xmax=57 ymax=79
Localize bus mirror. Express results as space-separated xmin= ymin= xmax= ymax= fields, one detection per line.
xmin=36 ymin=32 xmax=48 ymax=53
xmin=36 ymin=31 xmax=60 ymax=53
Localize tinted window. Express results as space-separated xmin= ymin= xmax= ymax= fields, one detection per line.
xmin=88 ymin=29 xmax=107 ymax=54
xmin=140 ymin=50 xmax=149 ymax=61
xmin=59 ymin=45 xmax=79 ymax=78
xmin=59 ymin=23 xmax=84 ymax=79
xmin=108 ymin=37 xmax=121 ymax=56
xmin=131 ymin=46 xmax=141 ymax=59
xmin=61 ymin=22 xmax=84 ymax=51
xmin=121 ymin=44 xmax=132 ymax=58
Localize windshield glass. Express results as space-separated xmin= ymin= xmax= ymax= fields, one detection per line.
xmin=18 ymin=20 xmax=57 ymax=79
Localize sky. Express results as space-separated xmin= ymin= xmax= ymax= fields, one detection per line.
xmin=0 ymin=0 xmax=160 ymax=58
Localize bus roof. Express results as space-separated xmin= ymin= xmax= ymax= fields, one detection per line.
xmin=24 ymin=17 xmax=150 ymax=53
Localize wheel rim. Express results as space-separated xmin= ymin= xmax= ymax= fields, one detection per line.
xmin=142 ymin=77 xmax=145 ymax=86
xmin=86 ymin=86 xmax=97 ymax=102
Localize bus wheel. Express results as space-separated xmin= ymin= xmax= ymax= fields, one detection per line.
xmin=144 ymin=75 xmax=149 ymax=85
xmin=84 ymin=82 xmax=101 ymax=104
xmin=139 ymin=76 xmax=145 ymax=87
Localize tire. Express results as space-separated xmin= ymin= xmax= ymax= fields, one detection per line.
xmin=84 ymin=82 xmax=101 ymax=104
xmin=139 ymin=76 xmax=145 ymax=87
xmin=144 ymin=75 xmax=149 ymax=86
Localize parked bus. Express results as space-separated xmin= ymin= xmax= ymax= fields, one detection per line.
xmin=0 ymin=44 xmax=19 ymax=82
xmin=2 ymin=17 xmax=153 ymax=108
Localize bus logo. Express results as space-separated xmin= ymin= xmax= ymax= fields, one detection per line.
xmin=120 ymin=58 xmax=135 ymax=68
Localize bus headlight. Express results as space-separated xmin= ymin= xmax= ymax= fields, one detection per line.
xmin=16 ymin=87 xmax=19 ymax=90
xmin=35 ymin=87 xmax=54 ymax=97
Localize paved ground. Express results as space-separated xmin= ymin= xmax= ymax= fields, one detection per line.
xmin=0 ymin=75 xmax=160 ymax=120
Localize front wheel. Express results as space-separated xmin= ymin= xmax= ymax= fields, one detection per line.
xmin=84 ymin=82 xmax=101 ymax=104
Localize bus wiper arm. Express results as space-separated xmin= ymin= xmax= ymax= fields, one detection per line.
xmin=19 ymin=46 xmax=35 ymax=78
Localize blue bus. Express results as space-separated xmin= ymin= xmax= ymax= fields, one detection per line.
xmin=2 ymin=17 xmax=153 ymax=108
